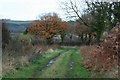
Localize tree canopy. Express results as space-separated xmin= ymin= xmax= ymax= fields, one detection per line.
xmin=27 ymin=13 xmax=70 ymax=43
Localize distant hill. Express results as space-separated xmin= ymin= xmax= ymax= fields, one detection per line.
xmin=3 ymin=20 xmax=75 ymax=33
xmin=4 ymin=20 xmax=32 ymax=33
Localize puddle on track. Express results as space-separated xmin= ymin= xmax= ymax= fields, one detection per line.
xmin=33 ymin=50 xmax=71 ymax=77
xmin=46 ymin=53 xmax=61 ymax=67
xmin=37 ymin=53 xmax=62 ymax=72
xmin=66 ymin=61 xmax=75 ymax=78
xmin=69 ymin=61 xmax=74 ymax=70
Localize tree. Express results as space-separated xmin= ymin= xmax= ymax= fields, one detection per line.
xmin=74 ymin=12 xmax=95 ymax=43
xmin=86 ymin=2 xmax=120 ymax=41
xmin=59 ymin=21 xmax=70 ymax=43
xmin=27 ymin=13 xmax=70 ymax=44
xmin=74 ymin=20 xmax=90 ymax=43
xmin=2 ymin=20 xmax=11 ymax=49
xmin=60 ymin=0 xmax=89 ymax=27
xmin=60 ymin=0 xmax=120 ymax=43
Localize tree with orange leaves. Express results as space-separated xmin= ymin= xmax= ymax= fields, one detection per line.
xmin=59 ymin=21 xmax=70 ymax=43
xmin=27 ymin=13 xmax=70 ymax=44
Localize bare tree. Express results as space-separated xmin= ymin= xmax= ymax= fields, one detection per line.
xmin=60 ymin=0 xmax=90 ymax=27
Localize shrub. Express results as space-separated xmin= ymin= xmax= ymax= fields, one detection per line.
xmin=81 ymin=23 xmax=119 ymax=77
xmin=100 ymin=24 xmax=119 ymax=71
xmin=17 ymin=33 xmax=34 ymax=45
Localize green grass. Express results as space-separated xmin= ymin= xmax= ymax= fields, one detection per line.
xmin=3 ymin=49 xmax=66 ymax=78
xmin=69 ymin=48 xmax=91 ymax=78
xmin=69 ymin=48 xmax=97 ymax=78
xmin=3 ymin=47 xmax=99 ymax=78
xmin=37 ymin=49 xmax=75 ymax=78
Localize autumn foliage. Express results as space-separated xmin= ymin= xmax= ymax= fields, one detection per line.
xmin=27 ymin=13 xmax=70 ymax=43
xmin=81 ymin=24 xmax=119 ymax=77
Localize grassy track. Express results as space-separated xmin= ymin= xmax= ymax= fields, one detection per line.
xmin=4 ymin=49 xmax=66 ymax=78
xmin=3 ymin=47 xmax=98 ymax=78
xmin=69 ymin=48 xmax=91 ymax=78
xmin=36 ymin=49 xmax=74 ymax=78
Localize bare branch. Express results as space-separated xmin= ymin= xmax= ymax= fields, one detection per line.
xmin=60 ymin=0 xmax=90 ymax=27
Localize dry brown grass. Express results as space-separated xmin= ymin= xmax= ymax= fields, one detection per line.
xmin=2 ymin=42 xmax=59 ymax=75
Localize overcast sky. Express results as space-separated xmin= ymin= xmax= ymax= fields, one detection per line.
xmin=0 ymin=0 xmax=67 ymax=20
